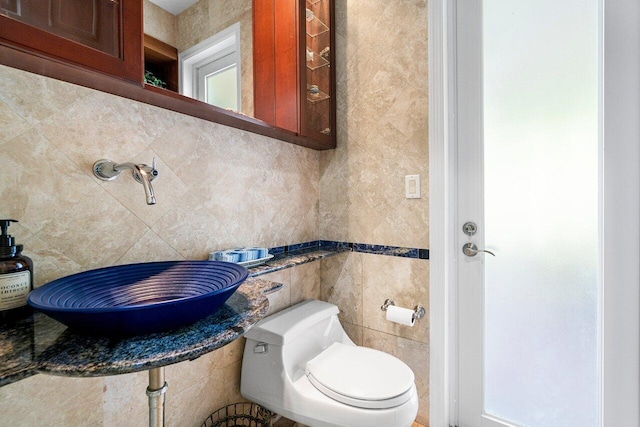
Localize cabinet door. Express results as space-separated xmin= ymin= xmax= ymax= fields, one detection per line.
xmin=253 ymin=0 xmax=335 ymax=147
xmin=253 ymin=0 xmax=299 ymax=133
xmin=0 ymin=0 xmax=142 ymax=82
xmin=300 ymin=0 xmax=334 ymax=143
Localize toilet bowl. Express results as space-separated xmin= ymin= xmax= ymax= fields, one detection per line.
xmin=241 ymin=299 xmax=419 ymax=427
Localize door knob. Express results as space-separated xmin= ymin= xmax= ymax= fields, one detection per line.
xmin=462 ymin=242 xmax=495 ymax=257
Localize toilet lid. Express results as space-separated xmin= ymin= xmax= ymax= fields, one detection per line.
xmin=305 ymin=342 xmax=415 ymax=409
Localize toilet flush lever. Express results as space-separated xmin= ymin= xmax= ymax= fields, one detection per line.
xmin=254 ymin=342 xmax=269 ymax=354
xmin=462 ymin=242 xmax=496 ymax=257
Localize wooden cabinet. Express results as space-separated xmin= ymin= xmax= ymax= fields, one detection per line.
xmin=253 ymin=0 xmax=335 ymax=148
xmin=0 ymin=0 xmax=142 ymax=82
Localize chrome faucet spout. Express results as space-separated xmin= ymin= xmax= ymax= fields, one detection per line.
xmin=132 ymin=164 xmax=156 ymax=205
xmin=93 ymin=158 xmax=159 ymax=205
xmin=112 ymin=162 xmax=138 ymax=173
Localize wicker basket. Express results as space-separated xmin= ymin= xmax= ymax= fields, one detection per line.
xmin=201 ymin=402 xmax=276 ymax=427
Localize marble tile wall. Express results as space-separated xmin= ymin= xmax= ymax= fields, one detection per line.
xmin=0 ymin=64 xmax=319 ymax=426
xmin=0 ymin=338 xmax=247 ymax=427
xmin=259 ymin=261 xmax=322 ymax=315
xmin=318 ymin=0 xmax=429 ymax=424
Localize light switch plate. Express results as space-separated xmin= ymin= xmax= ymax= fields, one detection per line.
xmin=405 ymin=175 xmax=421 ymax=199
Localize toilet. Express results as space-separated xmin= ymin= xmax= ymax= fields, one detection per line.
xmin=241 ymin=299 xmax=419 ymax=427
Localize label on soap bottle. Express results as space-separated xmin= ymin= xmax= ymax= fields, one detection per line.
xmin=0 ymin=271 xmax=31 ymax=310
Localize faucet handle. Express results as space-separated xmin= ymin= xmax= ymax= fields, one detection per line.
xmin=150 ymin=157 xmax=159 ymax=180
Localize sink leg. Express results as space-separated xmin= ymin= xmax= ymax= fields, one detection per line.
xmin=147 ymin=367 xmax=168 ymax=427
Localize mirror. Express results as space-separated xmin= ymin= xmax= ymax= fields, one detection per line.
xmin=0 ymin=0 xmax=335 ymax=149
xmin=143 ymin=0 xmax=254 ymax=118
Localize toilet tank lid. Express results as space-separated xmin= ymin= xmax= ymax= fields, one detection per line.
xmin=244 ymin=299 xmax=340 ymax=345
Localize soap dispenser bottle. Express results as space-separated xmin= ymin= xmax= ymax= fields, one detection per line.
xmin=0 ymin=219 xmax=33 ymax=322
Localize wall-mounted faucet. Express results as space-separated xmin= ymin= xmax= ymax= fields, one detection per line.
xmin=93 ymin=158 xmax=159 ymax=205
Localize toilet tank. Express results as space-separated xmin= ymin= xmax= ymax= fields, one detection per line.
xmin=242 ymin=300 xmax=353 ymax=401
xmin=244 ymin=299 xmax=342 ymax=346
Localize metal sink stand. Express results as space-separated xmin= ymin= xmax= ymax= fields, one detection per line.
xmin=147 ymin=367 xmax=168 ymax=427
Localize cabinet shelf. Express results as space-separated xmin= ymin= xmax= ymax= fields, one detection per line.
xmin=306 ymin=9 xmax=329 ymax=37
xmin=306 ymin=48 xmax=329 ymax=70
xmin=307 ymin=89 xmax=330 ymax=103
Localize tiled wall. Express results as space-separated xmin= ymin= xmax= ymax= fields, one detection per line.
xmin=318 ymin=0 xmax=429 ymax=424
xmin=0 ymin=64 xmax=319 ymax=426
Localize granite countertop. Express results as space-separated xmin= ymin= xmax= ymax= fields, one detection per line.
xmin=248 ymin=245 xmax=348 ymax=277
xmin=0 ymin=248 xmax=345 ymax=387
xmin=0 ymin=278 xmax=279 ymax=386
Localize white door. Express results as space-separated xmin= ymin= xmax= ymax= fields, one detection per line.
xmin=455 ymin=1 xmax=601 ymax=426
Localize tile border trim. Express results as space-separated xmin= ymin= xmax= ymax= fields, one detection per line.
xmin=269 ymin=240 xmax=429 ymax=260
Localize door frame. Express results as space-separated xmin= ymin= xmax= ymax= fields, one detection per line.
xmin=428 ymin=0 xmax=640 ymax=426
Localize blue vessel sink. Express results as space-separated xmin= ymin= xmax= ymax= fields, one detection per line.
xmin=28 ymin=261 xmax=249 ymax=336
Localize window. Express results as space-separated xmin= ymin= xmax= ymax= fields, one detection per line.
xmin=179 ymin=23 xmax=241 ymax=111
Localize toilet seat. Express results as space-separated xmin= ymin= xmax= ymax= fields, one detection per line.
xmin=305 ymin=342 xmax=415 ymax=409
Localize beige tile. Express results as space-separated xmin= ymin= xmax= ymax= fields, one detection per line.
xmin=176 ymin=0 xmax=211 ymax=51
xmin=290 ymin=261 xmax=321 ymax=305
xmin=0 ymin=100 xmax=30 ymax=145
xmin=165 ymin=357 xmax=247 ymax=427
xmin=166 ymin=346 xmax=226 ymax=386
xmin=23 ymin=235 xmax=83 ymax=288
xmin=152 ymin=117 xmax=256 ymax=186
xmin=102 ymin=371 xmax=148 ymax=427
xmin=166 ymin=365 xmax=224 ymax=427
xmin=151 ymin=192 xmax=237 ymax=260
xmin=34 ymin=190 xmax=149 ymax=270
xmin=374 ymin=197 xmax=429 ymax=249
xmin=384 ymin=85 xmax=429 ymax=140
xmin=222 ymin=336 xmax=246 ymax=367
xmin=194 ymin=163 xmax=280 ymax=248
xmin=345 ymin=189 xmax=389 ymax=244
xmin=0 ymin=374 xmax=104 ymax=426
xmin=320 ymin=252 xmax=363 ymax=326
xmin=341 ymin=320 xmax=364 ymax=346
xmin=352 ymin=64 xmax=406 ymax=123
xmin=115 ymin=229 xmax=185 ymax=265
xmin=319 ymin=169 xmax=349 ymax=242
xmin=0 ymin=129 xmax=98 ymax=234
xmin=343 ymin=140 xmax=396 ymax=213
xmin=362 ymin=254 xmax=429 ymax=343
xmin=0 ymin=65 xmax=91 ymax=125
xmin=223 ymin=360 xmax=245 ymax=405
xmin=36 ymin=92 xmax=167 ymax=173
xmin=363 ymin=328 xmax=430 ymax=426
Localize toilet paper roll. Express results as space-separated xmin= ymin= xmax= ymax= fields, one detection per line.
xmin=386 ymin=305 xmax=415 ymax=327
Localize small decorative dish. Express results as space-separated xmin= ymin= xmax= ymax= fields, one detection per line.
xmin=237 ymin=254 xmax=274 ymax=268
xmin=209 ymin=248 xmax=272 ymax=267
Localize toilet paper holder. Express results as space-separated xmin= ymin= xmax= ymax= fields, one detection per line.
xmin=381 ymin=299 xmax=425 ymax=321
